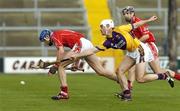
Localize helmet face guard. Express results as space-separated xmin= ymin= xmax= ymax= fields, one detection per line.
xmin=100 ymin=19 xmax=114 ymax=28
xmin=39 ymin=29 xmax=52 ymax=42
xmin=100 ymin=19 xmax=114 ymax=36
xmin=122 ymin=6 xmax=134 ymax=15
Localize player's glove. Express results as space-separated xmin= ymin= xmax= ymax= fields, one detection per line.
xmin=38 ymin=59 xmax=51 ymax=68
xmin=69 ymin=66 xmax=79 ymax=71
xmin=48 ymin=64 xmax=58 ymax=75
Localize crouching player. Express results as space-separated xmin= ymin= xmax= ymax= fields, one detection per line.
xmin=39 ymin=29 xmax=118 ymax=100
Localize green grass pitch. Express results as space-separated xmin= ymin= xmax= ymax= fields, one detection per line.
xmin=0 ymin=73 xmax=180 ymax=111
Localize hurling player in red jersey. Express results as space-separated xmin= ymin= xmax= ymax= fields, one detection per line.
xmin=39 ymin=29 xmax=118 ymax=100
xmin=122 ymin=6 xmax=180 ymax=89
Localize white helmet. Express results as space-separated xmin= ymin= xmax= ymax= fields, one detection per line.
xmin=100 ymin=19 xmax=114 ymax=28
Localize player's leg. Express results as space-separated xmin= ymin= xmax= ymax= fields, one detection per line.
xmin=149 ymin=58 xmax=166 ymax=73
xmin=85 ymin=54 xmax=118 ymax=82
xmin=66 ymin=39 xmax=100 ymax=61
xmin=149 ymin=58 xmax=175 ymax=87
xmin=127 ymin=42 xmax=160 ymax=90
xmin=147 ymin=42 xmax=177 ymax=82
xmin=51 ymin=51 xmax=76 ymax=100
xmin=136 ymin=62 xmax=159 ymax=83
xmin=150 ymin=58 xmax=180 ymax=81
xmin=50 ymin=39 xmax=97 ymax=100
xmin=173 ymin=72 xmax=180 ymax=80
xmin=136 ymin=42 xmax=169 ymax=82
xmin=116 ymin=56 xmax=135 ymax=101
xmin=77 ymin=47 xmax=99 ymax=58
xmin=51 ymin=48 xmax=94 ymax=100
xmin=51 ymin=64 xmax=70 ymax=100
xmin=165 ymin=69 xmax=180 ymax=80
xmin=135 ymin=62 xmax=174 ymax=87
xmin=116 ymin=65 xmax=135 ymax=98
xmin=53 ymin=65 xmax=69 ymax=99
xmin=146 ymin=42 xmax=165 ymax=73
xmin=76 ymin=37 xmax=118 ymax=81
xmin=127 ymin=66 xmax=135 ymax=90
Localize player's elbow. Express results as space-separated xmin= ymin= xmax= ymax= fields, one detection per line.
xmin=132 ymin=24 xmax=138 ymax=29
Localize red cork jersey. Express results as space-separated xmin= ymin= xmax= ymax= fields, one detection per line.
xmin=131 ymin=16 xmax=155 ymax=43
xmin=51 ymin=30 xmax=84 ymax=49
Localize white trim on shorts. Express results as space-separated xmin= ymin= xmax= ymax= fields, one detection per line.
xmin=146 ymin=42 xmax=159 ymax=60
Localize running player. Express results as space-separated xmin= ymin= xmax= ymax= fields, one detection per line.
xmin=122 ymin=6 xmax=180 ymax=89
xmin=98 ymin=16 xmax=174 ymax=101
xmin=39 ymin=29 xmax=118 ymax=100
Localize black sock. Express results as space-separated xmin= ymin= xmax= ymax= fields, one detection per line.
xmin=157 ymin=73 xmax=167 ymax=80
xmin=123 ymin=90 xmax=130 ymax=94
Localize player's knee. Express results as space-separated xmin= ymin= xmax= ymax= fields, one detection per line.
xmin=136 ymin=78 xmax=145 ymax=83
xmin=116 ymin=68 xmax=125 ymax=75
xmin=95 ymin=70 xmax=106 ymax=76
xmin=129 ymin=69 xmax=135 ymax=74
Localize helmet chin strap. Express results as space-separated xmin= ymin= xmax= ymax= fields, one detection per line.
xmin=105 ymin=30 xmax=109 ymax=35
xmin=48 ymin=38 xmax=53 ymax=46
xmin=105 ymin=28 xmax=112 ymax=36
xmin=125 ymin=18 xmax=131 ymax=22
xmin=48 ymin=41 xmax=53 ymax=46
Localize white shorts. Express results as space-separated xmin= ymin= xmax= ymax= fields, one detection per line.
xmin=126 ymin=42 xmax=154 ymax=64
xmin=71 ymin=38 xmax=94 ymax=53
xmin=80 ymin=38 xmax=94 ymax=52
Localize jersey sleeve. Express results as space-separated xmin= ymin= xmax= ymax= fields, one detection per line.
xmin=117 ymin=24 xmax=134 ymax=32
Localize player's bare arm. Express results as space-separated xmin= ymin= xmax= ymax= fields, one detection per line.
xmin=133 ymin=16 xmax=158 ymax=29
xmin=56 ymin=46 xmax=65 ymax=63
xmin=40 ymin=46 xmax=66 ymax=68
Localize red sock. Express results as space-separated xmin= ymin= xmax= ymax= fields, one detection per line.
xmin=174 ymin=73 xmax=180 ymax=80
xmin=61 ymin=86 xmax=68 ymax=93
xmin=127 ymin=80 xmax=132 ymax=90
